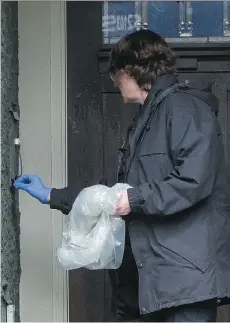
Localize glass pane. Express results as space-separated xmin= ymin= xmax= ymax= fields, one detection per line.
xmin=102 ymin=1 xmax=230 ymax=44
xmin=147 ymin=2 xmax=179 ymax=38
xmin=147 ymin=1 xmax=225 ymax=38
xmin=192 ymin=2 xmax=223 ymax=37
xmin=102 ymin=1 xmax=141 ymax=44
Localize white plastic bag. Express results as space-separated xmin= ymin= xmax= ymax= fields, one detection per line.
xmin=57 ymin=183 xmax=131 ymax=270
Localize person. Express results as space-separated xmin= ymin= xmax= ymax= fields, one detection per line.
xmin=14 ymin=30 xmax=230 ymax=322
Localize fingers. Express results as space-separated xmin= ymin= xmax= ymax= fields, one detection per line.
xmin=14 ymin=175 xmax=31 ymax=185
xmin=14 ymin=174 xmax=37 ymax=190
xmin=13 ymin=181 xmax=29 ymax=191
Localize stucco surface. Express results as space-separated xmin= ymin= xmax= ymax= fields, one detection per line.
xmin=1 ymin=2 xmax=20 ymax=321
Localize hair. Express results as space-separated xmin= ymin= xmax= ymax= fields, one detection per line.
xmin=109 ymin=30 xmax=176 ymax=89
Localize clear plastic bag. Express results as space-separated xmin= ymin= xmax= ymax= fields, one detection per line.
xmin=57 ymin=183 xmax=131 ymax=270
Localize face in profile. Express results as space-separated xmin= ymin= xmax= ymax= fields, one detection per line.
xmin=109 ymin=30 xmax=175 ymax=106
xmin=111 ymin=72 xmax=147 ymax=104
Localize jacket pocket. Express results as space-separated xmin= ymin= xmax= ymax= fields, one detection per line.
xmin=138 ymin=152 xmax=173 ymax=182
xmin=153 ymin=222 xmax=211 ymax=273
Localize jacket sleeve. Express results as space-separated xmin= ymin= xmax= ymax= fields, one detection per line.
xmin=49 ymin=178 xmax=108 ymax=215
xmin=127 ymin=103 xmax=218 ymax=216
xmin=49 ymin=187 xmax=77 ymax=215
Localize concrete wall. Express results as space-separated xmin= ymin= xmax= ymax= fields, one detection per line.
xmin=1 ymin=1 xmax=21 ymax=322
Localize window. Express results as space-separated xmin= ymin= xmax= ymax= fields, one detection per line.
xmin=102 ymin=1 xmax=230 ymax=44
xmin=102 ymin=1 xmax=140 ymax=44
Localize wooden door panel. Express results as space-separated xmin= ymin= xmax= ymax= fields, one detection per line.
xmin=67 ymin=2 xmax=108 ymax=322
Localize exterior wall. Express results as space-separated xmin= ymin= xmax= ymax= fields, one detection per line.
xmin=1 ymin=2 xmax=21 ymax=322
xmin=18 ymin=2 xmax=67 ymax=321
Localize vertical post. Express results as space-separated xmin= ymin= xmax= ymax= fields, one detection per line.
xmin=223 ymin=1 xmax=230 ymax=36
xmin=179 ymin=1 xmax=193 ymax=37
xmin=142 ymin=1 xmax=149 ymax=30
xmin=135 ymin=1 xmax=142 ymax=30
xmin=50 ymin=2 xmax=68 ymax=322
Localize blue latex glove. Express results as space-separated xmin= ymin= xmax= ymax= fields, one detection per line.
xmin=14 ymin=175 xmax=52 ymax=204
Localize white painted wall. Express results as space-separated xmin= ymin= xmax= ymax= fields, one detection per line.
xmin=18 ymin=2 xmax=68 ymax=321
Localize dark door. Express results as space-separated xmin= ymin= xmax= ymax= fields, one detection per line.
xmin=67 ymin=2 xmax=108 ymax=322
xmin=67 ymin=1 xmax=230 ymax=321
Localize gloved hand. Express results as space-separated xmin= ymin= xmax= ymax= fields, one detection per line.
xmin=14 ymin=175 xmax=52 ymax=204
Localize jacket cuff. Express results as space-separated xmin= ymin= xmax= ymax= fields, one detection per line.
xmin=49 ymin=188 xmax=58 ymax=208
xmin=127 ymin=187 xmax=143 ymax=213
xmin=49 ymin=188 xmax=70 ymax=215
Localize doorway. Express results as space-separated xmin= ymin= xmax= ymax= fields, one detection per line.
xmin=67 ymin=1 xmax=230 ymax=321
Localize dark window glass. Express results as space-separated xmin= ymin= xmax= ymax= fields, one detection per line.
xmin=102 ymin=1 xmax=230 ymax=44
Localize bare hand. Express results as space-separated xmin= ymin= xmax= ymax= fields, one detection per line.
xmin=115 ymin=190 xmax=131 ymax=216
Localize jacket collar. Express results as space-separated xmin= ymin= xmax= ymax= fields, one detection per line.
xmin=123 ymin=73 xmax=177 ymax=180
xmin=142 ymin=73 xmax=178 ymax=111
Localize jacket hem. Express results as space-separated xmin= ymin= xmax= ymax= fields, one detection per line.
xmin=141 ymin=293 xmax=230 ymax=314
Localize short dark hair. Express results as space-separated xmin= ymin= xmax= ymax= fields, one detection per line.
xmin=109 ymin=30 xmax=176 ymax=89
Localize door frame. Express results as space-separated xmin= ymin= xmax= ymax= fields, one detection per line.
xmin=18 ymin=2 xmax=68 ymax=321
xmin=50 ymin=2 xmax=69 ymax=321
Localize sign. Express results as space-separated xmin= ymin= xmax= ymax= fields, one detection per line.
xmin=103 ymin=1 xmax=141 ymax=44
xmin=102 ymin=14 xmax=141 ymax=33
